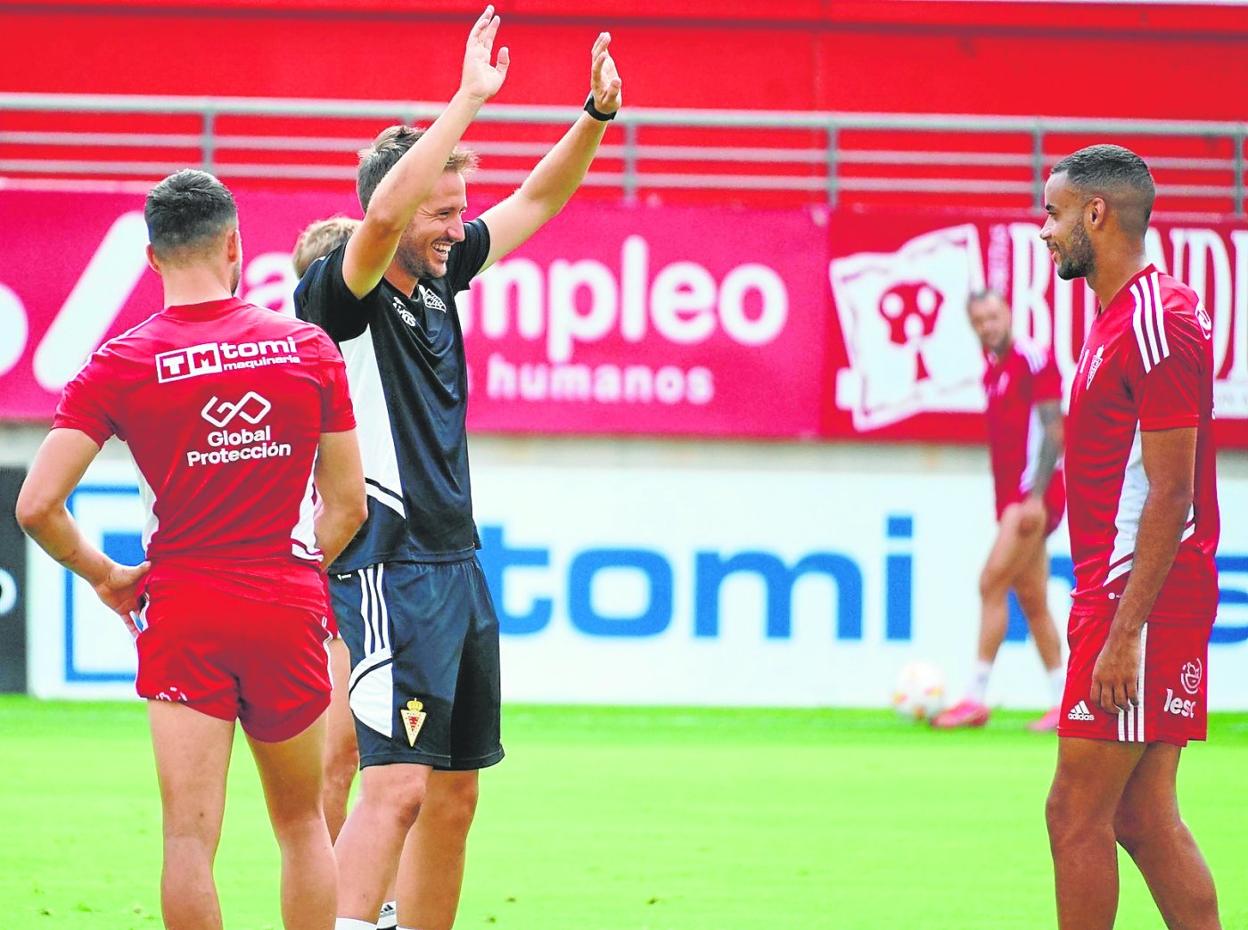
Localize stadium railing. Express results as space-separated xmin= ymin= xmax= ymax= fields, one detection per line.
xmin=1 ymin=93 xmax=1244 ymax=214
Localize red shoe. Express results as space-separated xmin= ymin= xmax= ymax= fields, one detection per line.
xmin=1028 ymin=706 xmax=1061 ymax=732
xmin=932 ymin=699 xmax=991 ymax=729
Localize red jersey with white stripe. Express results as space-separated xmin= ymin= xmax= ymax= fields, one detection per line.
xmin=983 ymin=337 xmax=1065 ymax=520
xmin=1065 ymin=265 xmax=1219 ymax=622
xmin=53 ymin=297 xmax=356 ymax=606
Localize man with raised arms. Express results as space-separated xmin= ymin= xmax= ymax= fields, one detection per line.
xmin=294 ymin=8 xmax=623 ymax=930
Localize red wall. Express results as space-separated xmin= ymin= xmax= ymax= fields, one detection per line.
xmin=4 ymin=1 xmax=1247 ymax=119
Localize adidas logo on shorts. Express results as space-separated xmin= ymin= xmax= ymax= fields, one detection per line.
xmin=1066 ymin=700 xmax=1095 ymax=721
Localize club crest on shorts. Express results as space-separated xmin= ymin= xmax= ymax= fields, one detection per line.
xmin=400 ymin=698 xmax=427 ymax=747
xmin=1180 ymin=659 xmax=1203 ymax=696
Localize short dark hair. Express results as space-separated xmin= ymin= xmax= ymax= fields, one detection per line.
xmin=356 ymin=125 xmax=478 ymax=212
xmin=1050 ymin=144 xmax=1155 ymax=236
xmin=144 ymin=169 xmax=238 ymax=260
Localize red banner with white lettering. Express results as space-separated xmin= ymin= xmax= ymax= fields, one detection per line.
xmin=0 ymin=190 xmax=827 ymax=438
xmin=822 ymin=210 xmax=1248 ymax=447
xmin=1 ymin=189 xmax=1245 ymax=446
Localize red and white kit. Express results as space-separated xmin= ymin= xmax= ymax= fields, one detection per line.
xmin=54 ymin=297 xmax=356 ymax=740
xmin=983 ymin=337 xmax=1066 ymax=535
xmin=1058 ymin=266 xmax=1220 ymax=746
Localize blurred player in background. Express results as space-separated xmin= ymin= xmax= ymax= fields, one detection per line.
xmin=16 ymin=169 xmax=367 ymax=930
xmin=933 ymin=290 xmax=1066 ymax=731
xmin=295 ymin=7 xmax=623 ymax=930
xmin=294 ymin=217 xmax=361 ymax=281
xmin=1041 ymin=145 xmax=1221 ymax=929
xmin=295 ymin=214 xmax=407 ymax=930
xmin=292 ymin=215 xmax=368 ymax=838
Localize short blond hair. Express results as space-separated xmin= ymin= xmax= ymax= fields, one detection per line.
xmin=291 ymin=216 xmax=360 ymax=278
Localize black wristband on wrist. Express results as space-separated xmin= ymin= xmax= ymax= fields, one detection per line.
xmin=584 ymin=93 xmax=616 ymax=122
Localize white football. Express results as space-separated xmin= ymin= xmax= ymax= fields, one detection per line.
xmin=892 ymin=660 xmax=946 ymax=721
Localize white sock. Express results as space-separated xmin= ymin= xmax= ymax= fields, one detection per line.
xmin=376 ymin=899 xmax=397 ymax=930
xmin=334 ymin=919 xmax=375 ymax=930
xmin=967 ymin=659 xmax=993 ymax=704
xmin=1048 ymin=667 xmax=1066 ymax=706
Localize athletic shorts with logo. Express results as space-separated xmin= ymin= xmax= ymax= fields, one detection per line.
xmin=1058 ymin=607 xmax=1211 ymax=747
xmin=330 ymin=557 xmax=504 ymax=770
xmin=135 ymin=568 xmax=333 ymax=743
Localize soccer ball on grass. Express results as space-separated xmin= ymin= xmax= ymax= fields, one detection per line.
xmin=892 ymin=660 xmax=946 ymax=722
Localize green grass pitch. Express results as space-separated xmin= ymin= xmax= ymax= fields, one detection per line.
xmin=1 ymin=697 xmax=1245 ymax=930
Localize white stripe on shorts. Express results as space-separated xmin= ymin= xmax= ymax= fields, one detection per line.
xmin=373 ymin=564 xmax=391 ymax=652
xmin=1116 ymin=623 xmax=1148 ymax=743
xmin=359 ymin=571 xmax=374 ymax=656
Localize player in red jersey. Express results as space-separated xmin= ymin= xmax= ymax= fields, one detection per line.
xmin=16 ymin=170 xmax=367 ymax=930
xmin=933 ymin=290 xmax=1066 ymax=731
xmin=1040 ymin=145 xmax=1221 ymax=929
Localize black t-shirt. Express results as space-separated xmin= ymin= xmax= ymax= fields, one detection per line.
xmin=294 ymin=218 xmax=491 ymax=571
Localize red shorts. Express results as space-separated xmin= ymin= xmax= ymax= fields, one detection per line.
xmin=135 ymin=576 xmax=333 ymax=742
xmin=1057 ymin=609 xmax=1212 ymax=747
xmin=996 ymin=478 xmax=1066 ymax=537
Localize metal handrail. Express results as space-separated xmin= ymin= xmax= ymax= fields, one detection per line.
xmin=2 ymin=93 xmax=1244 ymax=213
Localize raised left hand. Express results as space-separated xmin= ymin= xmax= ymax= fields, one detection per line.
xmin=589 ymin=32 xmax=623 ymax=115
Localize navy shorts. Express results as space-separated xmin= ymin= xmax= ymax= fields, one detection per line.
xmin=330 ymin=558 xmax=504 ymax=770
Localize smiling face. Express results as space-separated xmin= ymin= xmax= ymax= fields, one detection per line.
xmin=1040 ymin=172 xmax=1096 ymax=281
xmin=395 ymin=170 xmax=468 ymax=281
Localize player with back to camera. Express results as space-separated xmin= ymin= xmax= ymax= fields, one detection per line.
xmin=294 ymin=8 xmax=623 ymax=930
xmin=1041 ymin=144 xmax=1221 ymax=929
xmin=16 ymin=169 xmax=367 ymax=930
xmin=933 ymin=289 xmax=1067 ymax=731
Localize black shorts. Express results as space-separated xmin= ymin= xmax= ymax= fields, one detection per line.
xmin=330 ymin=558 xmax=504 ymax=770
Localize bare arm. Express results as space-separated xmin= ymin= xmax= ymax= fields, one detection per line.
xmin=1026 ymin=399 xmax=1064 ymax=497
xmin=1090 ymin=426 xmax=1195 ymax=713
xmin=479 ymin=32 xmax=622 ymax=270
xmin=342 ymin=5 xmax=509 ymax=298
xmin=16 ymin=429 xmax=149 ymax=630
xmin=314 ymin=429 xmax=368 ymax=569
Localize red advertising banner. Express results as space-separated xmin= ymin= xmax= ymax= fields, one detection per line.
xmin=0 ymin=190 xmax=828 ymax=438
xmin=0 ymin=188 xmax=359 ymax=420
xmin=824 ymin=210 xmax=1248 ymax=447
xmin=1 ymin=188 xmax=1244 ymax=446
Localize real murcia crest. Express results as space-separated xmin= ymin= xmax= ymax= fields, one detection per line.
xmin=400 ymin=698 xmax=427 ymax=747
xmin=1085 ymin=344 xmax=1105 ymax=389
xmin=391 ymin=296 xmax=417 ymax=328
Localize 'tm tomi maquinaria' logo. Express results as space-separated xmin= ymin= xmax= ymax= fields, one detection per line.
xmin=156 ymin=338 xmax=299 ymax=383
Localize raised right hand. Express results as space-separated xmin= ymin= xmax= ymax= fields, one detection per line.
xmin=460 ymin=5 xmax=509 ymax=103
